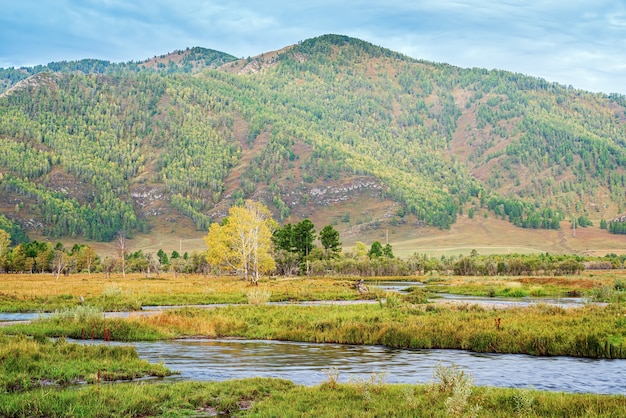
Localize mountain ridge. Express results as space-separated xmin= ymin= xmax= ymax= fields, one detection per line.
xmin=0 ymin=34 xmax=625 ymax=251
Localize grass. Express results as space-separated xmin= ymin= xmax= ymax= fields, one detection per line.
xmin=423 ymin=274 xmax=616 ymax=298
xmin=127 ymin=301 xmax=626 ymax=359
xmin=3 ymin=305 xmax=172 ymax=341
xmin=4 ymin=293 xmax=626 ymax=359
xmin=0 ymin=333 xmax=172 ymax=393
xmin=1 ymin=375 xmax=624 ymax=417
xmin=247 ymin=287 xmax=272 ymax=304
xmin=1 ymin=271 xmax=625 ymax=415
xmin=0 ymin=273 xmax=374 ymax=312
xmin=1 ymin=271 xmax=619 ymax=313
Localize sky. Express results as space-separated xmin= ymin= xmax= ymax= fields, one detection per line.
xmin=1 ymin=1 xmax=625 ymax=94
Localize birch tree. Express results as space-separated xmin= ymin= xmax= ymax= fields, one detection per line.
xmin=205 ymin=200 xmax=276 ymax=283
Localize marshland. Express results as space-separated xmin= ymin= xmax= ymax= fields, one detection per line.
xmin=1 ymin=268 xmax=625 ymax=417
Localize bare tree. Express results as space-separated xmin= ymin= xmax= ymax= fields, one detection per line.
xmin=145 ymin=252 xmax=161 ymax=278
xmin=116 ymin=231 xmax=130 ymax=279
xmin=102 ymin=256 xmax=116 ymax=279
xmin=53 ymin=250 xmax=67 ymax=281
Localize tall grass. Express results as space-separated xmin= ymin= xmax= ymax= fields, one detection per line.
xmin=139 ymin=302 xmax=626 ymax=358
xmin=48 ymin=304 xmax=104 ymax=323
xmin=5 ymin=305 xmax=171 ymax=341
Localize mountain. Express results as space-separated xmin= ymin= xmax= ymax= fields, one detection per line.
xmin=1 ymin=34 xmax=625 ymax=249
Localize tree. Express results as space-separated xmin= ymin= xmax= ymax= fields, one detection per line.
xmin=205 ymin=200 xmax=276 ymax=283
xmin=294 ymin=219 xmax=316 ymax=257
xmin=170 ymin=256 xmax=187 ymax=278
xmin=157 ymin=249 xmax=170 ymax=269
xmin=0 ymin=230 xmax=10 ymax=271
xmin=78 ymin=245 xmax=97 ymax=275
xmin=368 ymin=241 xmax=383 ymax=258
xmin=102 ymin=256 xmax=116 ymax=279
xmin=383 ymin=243 xmax=394 ymax=259
xmin=320 ymin=224 xmax=341 ymax=258
xmin=354 ymin=242 xmax=368 ymax=258
xmin=116 ymin=231 xmax=130 ymax=279
xmin=273 ymin=223 xmax=295 ymax=252
xmin=53 ymin=249 xmax=68 ymax=280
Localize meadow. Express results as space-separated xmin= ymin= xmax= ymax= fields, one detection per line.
xmin=1 ymin=271 xmax=625 ymax=416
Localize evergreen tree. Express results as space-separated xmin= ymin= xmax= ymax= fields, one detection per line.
xmin=368 ymin=241 xmax=383 ymax=258
xmin=293 ymin=219 xmax=316 ymax=257
xmin=320 ymin=224 xmax=341 ymax=258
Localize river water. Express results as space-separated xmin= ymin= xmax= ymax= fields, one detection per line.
xmin=97 ymin=338 xmax=625 ymax=395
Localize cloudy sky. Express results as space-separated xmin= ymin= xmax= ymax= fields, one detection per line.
xmin=2 ymin=1 xmax=625 ymax=94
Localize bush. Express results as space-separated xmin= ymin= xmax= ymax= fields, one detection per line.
xmin=247 ymin=287 xmax=272 ymax=305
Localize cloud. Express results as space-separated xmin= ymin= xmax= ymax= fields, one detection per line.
xmin=0 ymin=1 xmax=624 ymax=93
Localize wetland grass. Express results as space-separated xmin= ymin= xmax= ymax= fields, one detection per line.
xmin=139 ymin=302 xmax=626 ymax=358
xmin=0 ymin=333 xmax=172 ymax=393
xmin=0 ymin=376 xmax=624 ymax=417
xmin=3 ymin=305 xmax=172 ymax=341
xmin=2 ymin=272 xmax=626 ymax=416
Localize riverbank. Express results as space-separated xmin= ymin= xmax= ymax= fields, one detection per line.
xmin=1 ymin=374 xmax=624 ymax=417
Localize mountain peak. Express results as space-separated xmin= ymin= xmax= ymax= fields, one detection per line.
xmin=139 ymin=47 xmax=237 ymax=71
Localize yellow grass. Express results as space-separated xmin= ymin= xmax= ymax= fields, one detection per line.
xmin=0 ymin=273 xmax=365 ymax=308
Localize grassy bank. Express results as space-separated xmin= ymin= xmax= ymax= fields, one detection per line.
xmin=0 ymin=333 xmax=172 ymax=393
xmin=421 ymin=272 xmax=619 ymax=298
xmin=3 ymin=305 xmax=172 ymax=341
xmin=0 ymin=374 xmax=624 ymax=417
xmin=7 ymin=300 xmax=623 ymax=359
xmin=143 ymin=302 xmax=626 ymax=358
xmin=0 ymin=272 xmax=622 ymax=312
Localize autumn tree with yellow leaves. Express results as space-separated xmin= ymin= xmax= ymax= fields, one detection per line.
xmin=205 ymin=200 xmax=276 ymax=283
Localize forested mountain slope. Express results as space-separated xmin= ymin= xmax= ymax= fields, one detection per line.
xmin=1 ymin=34 xmax=625 ymax=243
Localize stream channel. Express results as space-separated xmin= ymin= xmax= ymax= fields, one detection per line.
xmin=96 ymin=338 xmax=625 ymax=395
xmin=2 ymin=282 xmax=624 ymax=394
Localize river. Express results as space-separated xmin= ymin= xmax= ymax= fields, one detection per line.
xmin=93 ymin=338 xmax=625 ymax=395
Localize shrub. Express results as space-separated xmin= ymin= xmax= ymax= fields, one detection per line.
xmin=247 ymin=288 xmax=272 ymax=305
xmin=49 ymin=305 xmax=103 ymax=323
xmin=433 ymin=363 xmax=481 ymax=417
xmin=322 ymin=366 xmax=340 ymax=389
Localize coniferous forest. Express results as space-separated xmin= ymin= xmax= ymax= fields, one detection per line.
xmin=1 ymin=35 xmax=626 ymax=243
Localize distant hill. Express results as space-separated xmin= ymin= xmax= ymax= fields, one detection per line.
xmin=1 ymin=34 xmax=625 ymax=246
